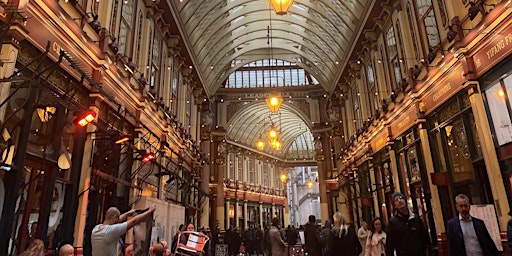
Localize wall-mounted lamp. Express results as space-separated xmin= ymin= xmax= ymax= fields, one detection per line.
xmin=468 ymin=2 xmax=480 ymax=21
xmin=137 ymin=73 xmax=147 ymax=87
xmin=418 ymin=101 xmax=426 ymax=114
xmin=445 ymin=125 xmax=453 ymax=137
xmin=413 ymin=65 xmax=421 ymax=79
xmin=114 ymin=135 xmax=130 ymax=144
xmin=36 ymin=106 xmax=56 ymax=122
xmin=142 ymin=152 xmax=155 ymax=163
xmin=74 ymin=110 xmax=96 ymax=127
xmin=89 ymin=13 xmax=101 ymax=33
xmin=427 ymin=48 xmax=437 ymax=64
xmin=108 ymin=37 xmax=119 ymax=54
xmin=447 ymin=26 xmax=458 ymax=43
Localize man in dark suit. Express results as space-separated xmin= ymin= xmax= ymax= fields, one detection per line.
xmin=446 ymin=194 xmax=499 ymax=256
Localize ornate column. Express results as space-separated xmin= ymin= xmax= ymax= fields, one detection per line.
xmin=225 ymin=200 xmax=231 ymax=229
xmin=235 ymin=198 xmax=240 ymax=228
xmin=243 ymin=200 xmax=248 ymax=230
xmin=461 ymin=56 xmax=509 ymax=229
xmin=386 ymin=133 xmax=400 ymax=194
xmin=200 ymin=109 xmax=213 ymax=228
xmin=314 ymin=133 xmax=329 ymax=222
xmin=466 ymin=81 xmax=510 ymax=229
xmin=417 ymin=107 xmax=444 ymax=233
xmin=259 ymin=202 xmax=263 ymax=228
xmin=215 ymin=139 xmax=227 ymax=230
xmin=71 ymin=96 xmax=100 ymax=247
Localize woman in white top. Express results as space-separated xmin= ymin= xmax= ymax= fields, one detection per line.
xmin=365 ymin=217 xmax=386 ymax=256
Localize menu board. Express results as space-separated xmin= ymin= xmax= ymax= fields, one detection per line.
xmin=469 ymin=204 xmax=503 ymax=251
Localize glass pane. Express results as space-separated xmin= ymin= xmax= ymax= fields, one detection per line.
xmin=446 ymin=119 xmax=474 ymax=182
xmin=415 ymin=0 xmax=431 ymax=17
xmin=486 ymin=82 xmax=512 ymax=145
xmin=424 ymin=9 xmax=440 ymax=48
xmin=386 ymin=26 xmax=397 ymax=58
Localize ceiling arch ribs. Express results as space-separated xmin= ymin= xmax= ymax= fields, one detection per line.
xmin=192 ymin=14 xmax=346 ymax=64
xmin=208 ymin=47 xmax=330 ymax=93
xmin=187 ymin=6 xmax=351 ymax=52
xmin=201 ymin=31 xmax=336 ymax=82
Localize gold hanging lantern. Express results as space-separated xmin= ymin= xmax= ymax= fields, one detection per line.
xmin=280 ymin=173 xmax=288 ymax=183
xmin=268 ymin=0 xmax=295 ymax=15
xmin=266 ymin=96 xmax=283 ymax=113
xmin=256 ymin=138 xmax=266 ymax=151
xmin=266 ymin=123 xmax=280 ymax=142
xmin=272 ymin=140 xmax=283 ymax=150
xmin=307 ymin=179 xmax=313 ymax=189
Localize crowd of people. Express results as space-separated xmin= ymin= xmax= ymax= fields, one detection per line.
xmin=15 ymin=191 xmax=508 ymax=256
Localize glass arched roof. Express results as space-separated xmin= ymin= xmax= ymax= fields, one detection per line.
xmin=167 ymin=0 xmax=373 ymax=157
xmin=169 ymin=0 xmax=371 ymax=95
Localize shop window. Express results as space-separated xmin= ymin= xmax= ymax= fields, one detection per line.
xmin=485 ymin=80 xmax=512 ymax=145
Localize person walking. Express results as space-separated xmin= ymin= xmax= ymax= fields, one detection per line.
xmin=357 ymin=221 xmax=369 ymax=256
xmin=91 ymin=205 xmax=156 ymax=256
xmin=325 ymin=212 xmax=362 ymax=256
xmin=269 ymin=218 xmax=287 ymax=256
xmin=303 ymin=215 xmax=322 ymax=256
xmin=446 ymin=194 xmax=499 ymax=256
xmin=285 ymin=225 xmax=298 ymax=256
xmin=365 ymin=218 xmax=386 ymax=256
xmin=320 ymin=220 xmax=331 ymax=256
xmin=385 ymin=192 xmax=430 ymax=256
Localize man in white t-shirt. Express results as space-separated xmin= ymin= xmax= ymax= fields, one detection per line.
xmin=91 ymin=205 xmax=156 ymax=256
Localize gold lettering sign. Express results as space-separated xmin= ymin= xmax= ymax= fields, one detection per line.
xmin=372 ymin=134 xmax=388 ymax=152
xmin=397 ymin=115 xmax=410 ymax=130
xmin=474 ymin=24 xmax=512 ymax=76
xmin=433 ymin=83 xmax=452 ymax=102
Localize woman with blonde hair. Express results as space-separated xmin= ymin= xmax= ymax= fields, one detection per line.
xmin=325 ymin=212 xmax=362 ymax=256
xmin=365 ymin=217 xmax=386 ymax=256
xmin=18 ymin=239 xmax=45 ymax=256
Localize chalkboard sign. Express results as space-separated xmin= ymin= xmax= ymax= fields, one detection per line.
xmin=470 ymin=204 xmax=503 ymax=251
xmin=216 ymin=244 xmax=228 ymax=256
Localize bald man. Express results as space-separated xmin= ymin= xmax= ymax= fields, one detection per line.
xmin=58 ymin=244 xmax=74 ymax=256
xmin=91 ymin=205 xmax=156 ymax=256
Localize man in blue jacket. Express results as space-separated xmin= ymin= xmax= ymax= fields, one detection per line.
xmin=446 ymin=194 xmax=499 ymax=256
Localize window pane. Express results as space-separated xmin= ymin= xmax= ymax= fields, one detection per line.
xmin=487 ymin=82 xmax=512 ymax=145
xmin=424 ymin=9 xmax=440 ymax=48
